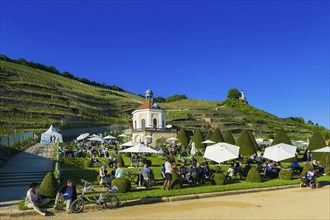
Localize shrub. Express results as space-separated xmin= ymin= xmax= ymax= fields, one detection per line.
xmin=177 ymin=128 xmax=189 ymax=147
xmin=236 ymin=130 xmax=256 ymax=156
xmin=304 ymin=132 xmax=326 ymax=161
xmin=170 ymin=171 xmax=182 ymax=189
xmin=116 ymin=155 xmax=125 ymax=167
xmin=301 ymin=162 xmax=313 ymax=176
xmin=212 ymin=165 xmax=222 ymax=173
xmin=319 ymin=153 xmax=329 ymax=167
xmin=210 ymin=172 xmax=226 ymax=185
xmin=324 ymin=167 xmax=330 ymax=176
xmin=248 ymin=131 xmax=259 ymax=152
xmin=205 ymin=130 xmax=213 ymax=141
xmin=111 ymin=178 xmax=131 ymax=193
xmin=84 ymin=159 xmax=92 ymax=168
xmin=38 ymin=172 xmax=60 ymax=198
xmin=192 ymin=129 xmax=205 ymax=150
xmin=279 ymin=169 xmax=293 ymax=180
xmin=246 ymin=167 xmax=262 ymax=183
xmin=210 ymin=128 xmax=224 ymax=143
xmin=125 ymin=152 xmax=131 ymax=158
xmin=223 ymin=130 xmax=235 ymax=145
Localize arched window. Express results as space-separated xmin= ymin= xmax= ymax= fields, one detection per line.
xmin=141 ymin=119 xmax=146 ymax=129
xmin=153 ymin=118 xmax=157 ymax=128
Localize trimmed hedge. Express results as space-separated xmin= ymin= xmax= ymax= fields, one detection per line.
xmin=279 ymin=169 xmax=293 ymax=180
xmin=170 ymin=171 xmax=182 ymax=190
xmin=38 ymin=172 xmax=60 ymax=198
xmin=324 ymin=167 xmax=330 ymax=176
xmin=111 ymin=178 xmax=131 ymax=193
xmin=210 ymin=172 xmax=226 ymax=185
xmin=116 ymin=155 xmax=125 ymax=167
xmin=301 ymin=162 xmax=313 ymax=176
xmin=84 ymin=159 xmax=92 ymax=168
xmin=246 ymin=167 xmax=262 ymax=183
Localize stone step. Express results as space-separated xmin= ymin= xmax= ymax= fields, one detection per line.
xmin=0 ymin=174 xmax=46 ymax=181
xmin=0 ymin=171 xmax=49 ymax=177
xmin=0 ymin=179 xmax=46 ymax=187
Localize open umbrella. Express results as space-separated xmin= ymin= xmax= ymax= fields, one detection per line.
xmin=120 ymin=143 xmax=159 ymax=168
xmin=88 ymin=136 xmax=105 ymax=142
xmin=312 ymin=146 xmax=330 ymax=167
xmin=204 ymin=142 xmax=240 ymax=164
xmin=166 ymin=137 xmax=178 ymax=142
xmin=263 ymin=143 xmax=297 ymax=162
xmin=76 ymin=133 xmax=89 ymax=141
xmin=190 ymin=142 xmax=197 ymax=156
xmin=201 ymin=140 xmax=216 ymax=144
xmin=103 ymin=135 xmax=116 ymax=140
xmin=120 ymin=141 xmax=138 ymax=148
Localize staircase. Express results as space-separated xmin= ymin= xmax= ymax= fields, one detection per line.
xmin=0 ymin=171 xmax=49 ymax=187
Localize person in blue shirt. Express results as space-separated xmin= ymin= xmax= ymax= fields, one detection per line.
xmin=53 ymin=179 xmax=77 ymax=213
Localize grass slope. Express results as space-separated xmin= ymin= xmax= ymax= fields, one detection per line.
xmin=0 ymin=60 xmax=328 ymax=139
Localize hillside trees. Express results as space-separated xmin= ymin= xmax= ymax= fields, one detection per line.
xmin=227 ymin=88 xmax=241 ymax=100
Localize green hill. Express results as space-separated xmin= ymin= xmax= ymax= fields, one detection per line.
xmin=0 ymin=60 xmax=328 ymax=139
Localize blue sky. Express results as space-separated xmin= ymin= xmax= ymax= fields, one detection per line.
xmin=1 ymin=0 xmax=329 ymax=129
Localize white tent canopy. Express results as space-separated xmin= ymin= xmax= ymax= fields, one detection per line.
xmin=40 ymin=125 xmax=63 ymax=144
xmin=121 ymin=141 xmax=138 ymax=148
xmin=88 ymin=136 xmax=105 ymax=142
xmin=120 ymin=143 xmax=159 ymax=154
xmin=202 ymin=140 xmax=216 ymax=144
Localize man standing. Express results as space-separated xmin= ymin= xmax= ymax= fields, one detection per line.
xmin=53 ymin=179 xmax=77 ymax=213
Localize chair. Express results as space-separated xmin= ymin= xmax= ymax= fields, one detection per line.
xmin=142 ymin=172 xmax=154 ymax=188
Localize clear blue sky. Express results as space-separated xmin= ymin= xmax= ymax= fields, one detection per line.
xmin=1 ymin=0 xmax=329 ymax=129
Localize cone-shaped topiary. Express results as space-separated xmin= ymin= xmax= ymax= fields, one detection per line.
xmin=319 ymin=153 xmax=329 ymax=167
xmin=192 ymin=129 xmax=205 ymax=149
xmin=248 ymin=131 xmax=259 ymax=152
xmin=324 ymin=167 xmax=330 ymax=176
xmin=177 ymin=128 xmax=189 ymax=147
xmin=236 ymin=130 xmax=256 ymax=156
xmin=205 ymin=130 xmax=213 ymax=141
xmin=84 ymin=159 xmax=92 ymax=168
xmin=301 ymin=162 xmax=313 ymax=176
xmin=212 ymin=165 xmax=222 ymax=172
xmin=246 ymin=167 xmax=262 ymax=183
xmin=211 ymin=128 xmax=224 ymax=143
xmin=223 ymin=130 xmax=235 ymax=145
xmin=116 ymin=155 xmax=125 ymax=167
xmin=38 ymin=172 xmax=60 ymax=198
xmin=210 ymin=172 xmax=226 ymax=185
xmin=170 ymin=171 xmax=182 ymax=189
xmin=272 ymin=129 xmax=293 ymax=146
xmin=279 ymin=169 xmax=293 ymax=180
xmin=272 ymin=129 xmax=297 ymax=162
xmin=111 ymin=178 xmax=131 ymax=193
xmin=304 ymin=132 xmax=326 ymax=161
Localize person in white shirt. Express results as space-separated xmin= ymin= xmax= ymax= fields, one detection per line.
xmin=163 ymin=157 xmax=173 ymax=190
xmin=25 ymin=182 xmax=50 ymax=216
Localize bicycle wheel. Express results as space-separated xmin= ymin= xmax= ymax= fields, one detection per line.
xmin=104 ymin=195 xmax=119 ymax=209
xmin=71 ymin=199 xmax=85 ymax=213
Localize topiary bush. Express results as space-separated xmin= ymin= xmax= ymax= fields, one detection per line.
xmin=38 ymin=172 xmax=60 ymax=198
xmin=324 ymin=167 xmax=330 ymax=176
xmin=170 ymin=171 xmax=182 ymax=190
xmin=301 ymin=162 xmax=313 ymax=176
xmin=210 ymin=172 xmax=226 ymax=185
xmin=84 ymin=159 xmax=92 ymax=168
xmin=246 ymin=167 xmax=262 ymax=183
xmin=279 ymin=169 xmax=293 ymax=180
xmin=111 ymin=178 xmax=131 ymax=193
xmin=116 ymin=155 xmax=125 ymax=167
xmin=212 ymin=165 xmax=222 ymax=173
xmin=124 ymin=152 xmax=131 ymax=157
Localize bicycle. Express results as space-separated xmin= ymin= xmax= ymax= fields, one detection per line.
xmin=70 ymin=179 xmax=119 ymax=213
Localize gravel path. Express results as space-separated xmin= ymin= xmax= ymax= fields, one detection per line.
xmin=5 ymin=185 xmax=330 ymax=220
